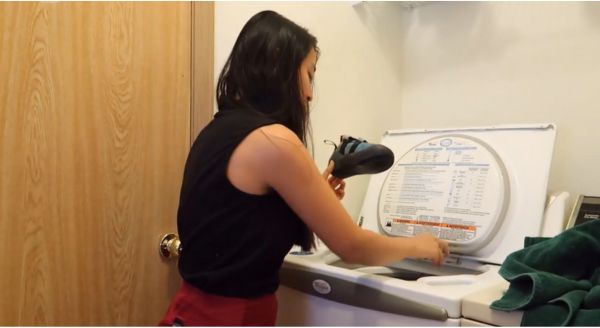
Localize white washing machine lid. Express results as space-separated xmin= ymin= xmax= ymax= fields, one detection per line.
xmin=358 ymin=123 xmax=556 ymax=265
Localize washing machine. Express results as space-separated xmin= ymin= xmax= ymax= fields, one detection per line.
xmin=461 ymin=280 xmax=523 ymax=326
xmin=276 ymin=123 xmax=561 ymax=326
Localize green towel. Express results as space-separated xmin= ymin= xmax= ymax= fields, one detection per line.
xmin=490 ymin=219 xmax=600 ymax=326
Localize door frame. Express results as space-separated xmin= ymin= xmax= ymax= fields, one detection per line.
xmin=191 ymin=1 xmax=214 ymax=142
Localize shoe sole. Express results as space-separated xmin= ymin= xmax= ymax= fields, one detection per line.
xmin=331 ymin=145 xmax=395 ymax=179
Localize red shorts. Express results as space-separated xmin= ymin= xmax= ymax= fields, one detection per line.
xmin=159 ymin=282 xmax=278 ymax=326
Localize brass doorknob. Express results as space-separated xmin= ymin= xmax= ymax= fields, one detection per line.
xmin=159 ymin=233 xmax=181 ymax=259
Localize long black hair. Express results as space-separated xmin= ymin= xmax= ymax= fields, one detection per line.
xmin=217 ymin=10 xmax=318 ymax=146
xmin=216 ymin=11 xmax=318 ymax=250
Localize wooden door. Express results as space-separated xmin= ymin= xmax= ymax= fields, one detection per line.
xmin=0 ymin=2 xmax=212 ymax=325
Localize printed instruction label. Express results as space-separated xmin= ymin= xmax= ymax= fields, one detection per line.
xmin=378 ymin=135 xmax=508 ymax=246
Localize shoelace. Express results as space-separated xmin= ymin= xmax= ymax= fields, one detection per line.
xmin=323 ymin=139 xmax=338 ymax=150
xmin=324 ymin=136 xmax=369 ymax=154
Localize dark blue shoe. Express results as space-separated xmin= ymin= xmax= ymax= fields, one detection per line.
xmin=327 ymin=135 xmax=395 ymax=179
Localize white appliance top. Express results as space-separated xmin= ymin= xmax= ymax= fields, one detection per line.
xmin=462 ymin=280 xmax=523 ymax=325
xmin=358 ymin=123 xmax=556 ymax=265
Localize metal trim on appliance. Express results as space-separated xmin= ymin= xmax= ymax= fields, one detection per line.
xmin=279 ymin=265 xmax=449 ymax=322
xmin=384 ymin=124 xmax=555 ymax=137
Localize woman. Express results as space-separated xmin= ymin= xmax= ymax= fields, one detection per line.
xmin=160 ymin=10 xmax=449 ymax=326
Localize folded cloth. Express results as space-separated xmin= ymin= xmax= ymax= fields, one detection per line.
xmin=490 ymin=219 xmax=600 ymax=326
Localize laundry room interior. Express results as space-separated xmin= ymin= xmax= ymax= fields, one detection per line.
xmin=2 ymin=1 xmax=600 ymax=326
xmin=216 ymin=1 xmax=600 ymax=219
xmin=215 ymin=2 xmax=600 ymax=326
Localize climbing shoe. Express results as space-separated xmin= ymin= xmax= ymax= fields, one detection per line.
xmin=326 ymin=135 xmax=395 ymax=179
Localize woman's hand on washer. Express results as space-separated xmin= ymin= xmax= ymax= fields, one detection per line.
xmin=409 ymin=234 xmax=450 ymax=266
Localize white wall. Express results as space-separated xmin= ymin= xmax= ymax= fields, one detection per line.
xmin=357 ymin=1 xmax=600 ymax=206
xmin=215 ymin=2 xmax=600 ymax=218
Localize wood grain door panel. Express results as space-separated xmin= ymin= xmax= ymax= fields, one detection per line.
xmin=0 ymin=2 xmax=198 ymax=325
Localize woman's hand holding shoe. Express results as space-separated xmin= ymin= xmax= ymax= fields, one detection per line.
xmin=322 ymin=161 xmax=346 ymax=200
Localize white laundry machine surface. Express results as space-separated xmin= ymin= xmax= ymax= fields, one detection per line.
xmin=461 ymin=280 xmax=523 ymax=326
xmin=276 ymin=123 xmax=562 ymax=326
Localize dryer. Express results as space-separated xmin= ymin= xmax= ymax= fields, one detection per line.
xmin=276 ymin=124 xmax=558 ymax=326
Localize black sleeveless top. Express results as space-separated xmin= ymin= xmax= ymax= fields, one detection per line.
xmin=177 ymin=108 xmax=305 ymax=298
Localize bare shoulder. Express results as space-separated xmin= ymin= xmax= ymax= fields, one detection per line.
xmin=235 ymin=123 xmax=304 ymax=162
xmin=244 ymin=123 xmax=313 ymax=179
xmin=245 ymin=124 xmax=305 ymax=160
xmin=228 ymin=123 xmax=308 ymax=194
xmin=257 ymin=124 xmax=304 ymax=148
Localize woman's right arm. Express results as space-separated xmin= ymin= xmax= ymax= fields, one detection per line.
xmin=238 ymin=124 xmax=449 ymax=266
